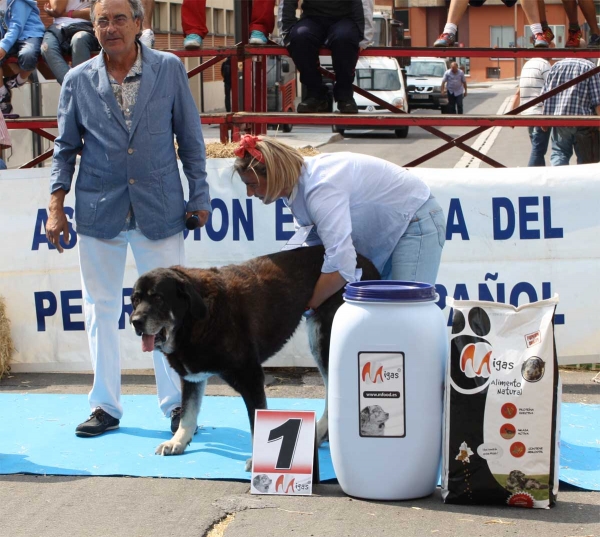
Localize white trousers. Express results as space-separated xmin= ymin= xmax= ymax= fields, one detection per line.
xmin=78 ymin=229 xmax=185 ymax=420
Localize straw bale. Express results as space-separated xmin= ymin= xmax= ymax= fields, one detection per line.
xmin=205 ymin=142 xmax=320 ymax=159
xmin=0 ymin=295 xmax=14 ymax=379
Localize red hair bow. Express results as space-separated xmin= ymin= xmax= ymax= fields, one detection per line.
xmin=234 ymin=135 xmax=265 ymax=163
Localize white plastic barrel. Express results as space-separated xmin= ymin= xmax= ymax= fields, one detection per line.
xmin=328 ymin=281 xmax=448 ymax=500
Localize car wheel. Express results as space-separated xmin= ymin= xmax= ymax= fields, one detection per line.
xmin=332 ymin=125 xmax=345 ymax=136
xmin=282 ymin=124 xmax=293 ymax=133
xmin=395 ymin=127 xmax=409 ymax=139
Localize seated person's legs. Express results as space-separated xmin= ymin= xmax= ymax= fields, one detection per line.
xmin=288 ymin=17 xmax=329 ymax=113
xmin=6 ymin=37 xmax=42 ymax=89
xmin=41 ymin=29 xmax=70 ymax=85
xmin=70 ymin=30 xmax=99 ymax=68
xmin=140 ymin=0 xmax=155 ymax=48
xmin=434 ymin=0 xmax=469 ymax=46
xmin=182 ymin=0 xmax=207 ymax=50
xmin=327 ymin=18 xmax=360 ymax=113
xmin=249 ymin=0 xmax=275 ymax=44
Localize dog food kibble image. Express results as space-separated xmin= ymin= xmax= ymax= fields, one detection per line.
xmin=442 ymin=297 xmax=560 ymax=509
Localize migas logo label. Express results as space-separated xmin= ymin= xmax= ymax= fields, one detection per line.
xmin=361 ymin=361 xmax=400 ymax=384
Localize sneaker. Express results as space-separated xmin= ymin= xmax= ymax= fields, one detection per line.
xmin=4 ymin=74 xmax=25 ymax=90
xmin=337 ymin=98 xmax=359 ymax=114
xmin=183 ymin=33 xmax=203 ymax=50
xmin=533 ymin=32 xmax=551 ymax=48
xmin=139 ymin=29 xmax=155 ymax=49
xmin=75 ymin=407 xmax=119 ymax=437
xmin=249 ymin=30 xmax=268 ymax=45
xmin=0 ymin=87 xmax=12 ymax=116
xmin=433 ymin=32 xmax=456 ymax=47
xmin=297 ymin=96 xmax=329 ymax=113
xmin=588 ymin=34 xmax=600 ymax=48
xmin=542 ymin=27 xmax=554 ymax=44
xmin=170 ymin=406 xmax=199 ymax=435
xmin=565 ymin=27 xmax=583 ymax=48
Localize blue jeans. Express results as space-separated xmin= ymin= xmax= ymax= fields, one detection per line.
xmin=527 ymin=126 xmax=551 ymax=167
xmin=0 ymin=159 xmax=6 ymax=170
xmin=0 ymin=37 xmax=42 ymax=71
xmin=381 ymin=197 xmax=446 ymax=285
xmin=42 ymin=27 xmax=98 ymax=85
xmin=448 ymin=92 xmax=464 ymax=114
xmin=550 ymin=126 xmax=585 ymax=166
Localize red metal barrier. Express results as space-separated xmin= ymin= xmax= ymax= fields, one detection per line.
xmin=5 ymin=45 xmax=600 ymax=168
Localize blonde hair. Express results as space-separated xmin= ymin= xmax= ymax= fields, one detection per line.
xmin=233 ymin=137 xmax=305 ymax=204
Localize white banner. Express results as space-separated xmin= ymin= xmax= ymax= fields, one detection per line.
xmin=1 ymin=161 xmax=598 ymax=371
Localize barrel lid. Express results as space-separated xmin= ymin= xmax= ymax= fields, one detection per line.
xmin=343 ymin=280 xmax=437 ymax=302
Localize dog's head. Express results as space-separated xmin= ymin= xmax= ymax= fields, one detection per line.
xmin=252 ymin=474 xmax=272 ymax=492
xmin=130 ymin=268 xmax=206 ymax=354
xmin=360 ymin=405 xmax=390 ymax=427
xmin=508 ymin=470 xmax=526 ymax=483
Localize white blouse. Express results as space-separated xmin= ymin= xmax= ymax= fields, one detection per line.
xmin=284 ymin=152 xmax=430 ymax=282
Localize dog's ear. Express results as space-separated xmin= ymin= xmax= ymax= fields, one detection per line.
xmin=177 ymin=279 xmax=207 ymax=319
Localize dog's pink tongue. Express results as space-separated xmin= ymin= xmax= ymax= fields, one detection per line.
xmin=142 ymin=334 xmax=155 ymax=352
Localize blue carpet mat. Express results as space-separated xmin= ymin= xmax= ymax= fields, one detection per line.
xmin=0 ymin=394 xmax=332 ymax=481
xmin=560 ymin=403 xmax=600 ymax=491
xmin=0 ymin=395 xmax=598 ymax=490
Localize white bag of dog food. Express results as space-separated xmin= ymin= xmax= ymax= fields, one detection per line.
xmin=442 ymin=296 xmax=561 ymax=509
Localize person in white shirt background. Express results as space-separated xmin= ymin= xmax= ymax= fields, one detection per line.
xmin=233 ymin=135 xmax=446 ymax=311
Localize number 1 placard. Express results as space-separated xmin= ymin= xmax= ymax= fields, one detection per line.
xmin=251 ymin=410 xmax=316 ymax=495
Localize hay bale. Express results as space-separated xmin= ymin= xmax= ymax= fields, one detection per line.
xmin=0 ymin=295 xmax=14 ymax=379
xmin=205 ymin=142 xmax=320 ymax=159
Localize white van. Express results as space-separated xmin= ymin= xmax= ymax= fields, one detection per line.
xmin=331 ymin=56 xmax=410 ymax=138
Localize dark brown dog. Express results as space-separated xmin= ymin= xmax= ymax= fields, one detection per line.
xmin=130 ymin=245 xmax=380 ymax=467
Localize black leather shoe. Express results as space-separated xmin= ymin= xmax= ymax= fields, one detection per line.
xmin=337 ymin=98 xmax=359 ymax=114
xmin=297 ymin=97 xmax=329 ymax=113
xmin=75 ymin=407 xmax=119 ymax=437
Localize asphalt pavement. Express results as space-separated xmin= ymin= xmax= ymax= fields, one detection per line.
xmin=0 ymin=368 xmax=598 ymax=537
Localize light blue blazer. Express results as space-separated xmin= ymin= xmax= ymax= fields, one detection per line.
xmin=50 ymin=44 xmax=211 ymax=240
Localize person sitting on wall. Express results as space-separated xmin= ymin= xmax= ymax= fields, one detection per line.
xmin=433 ymin=0 xmax=552 ymax=48
xmin=41 ymin=0 xmax=100 ymax=85
xmin=0 ymin=0 xmax=45 ymax=116
xmin=279 ymin=0 xmax=374 ymax=114
xmin=181 ymin=0 xmax=275 ymax=50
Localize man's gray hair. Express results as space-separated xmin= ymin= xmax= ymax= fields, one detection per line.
xmin=90 ymin=0 xmax=145 ymax=23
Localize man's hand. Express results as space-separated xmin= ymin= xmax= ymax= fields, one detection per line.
xmin=185 ymin=210 xmax=210 ymax=228
xmin=464 ymin=90 xmax=467 ymax=97
xmin=0 ymin=48 xmax=6 ymax=61
xmin=47 ymin=190 xmax=70 ymax=253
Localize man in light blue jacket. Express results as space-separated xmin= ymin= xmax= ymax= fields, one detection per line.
xmin=46 ymin=0 xmax=211 ymax=438
xmin=0 ymin=0 xmax=45 ymax=115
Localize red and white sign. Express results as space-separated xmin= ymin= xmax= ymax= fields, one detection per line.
xmin=251 ymin=410 xmax=316 ymax=495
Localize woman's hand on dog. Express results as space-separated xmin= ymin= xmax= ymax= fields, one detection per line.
xmin=185 ymin=210 xmax=210 ymax=228
xmin=47 ymin=190 xmax=70 ymax=253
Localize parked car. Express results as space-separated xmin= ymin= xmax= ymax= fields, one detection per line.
xmin=331 ymin=56 xmax=410 ymax=138
xmin=406 ymin=57 xmax=450 ymax=111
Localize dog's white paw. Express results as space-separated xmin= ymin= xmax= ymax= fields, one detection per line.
xmin=245 ymin=457 xmax=253 ymax=472
xmin=155 ymin=439 xmax=188 ymax=456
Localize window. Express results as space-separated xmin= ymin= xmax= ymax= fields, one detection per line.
xmin=226 ymin=10 xmax=234 ymax=36
xmin=153 ymin=2 xmax=160 ymax=31
xmin=372 ymin=17 xmax=387 ymax=47
xmin=214 ymin=8 xmax=225 ymax=35
xmin=490 ymin=26 xmax=515 ymax=48
xmin=405 ymin=62 xmax=446 ymax=78
xmin=205 ymin=7 xmax=212 ymax=33
xmin=454 ymin=57 xmax=471 ymax=76
xmin=169 ymin=4 xmax=181 ymax=33
xmin=394 ymin=9 xmax=409 ymax=31
xmin=355 ymin=69 xmax=401 ymax=91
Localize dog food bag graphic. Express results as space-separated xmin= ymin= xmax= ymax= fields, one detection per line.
xmin=329 ymin=281 xmax=447 ymax=500
xmin=442 ymin=296 xmax=561 ymax=509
